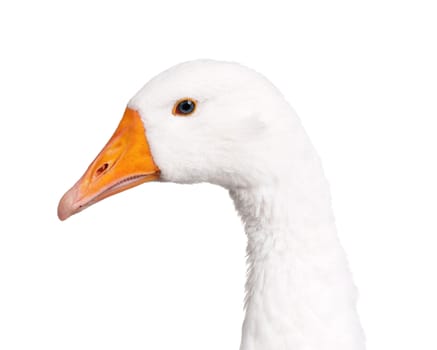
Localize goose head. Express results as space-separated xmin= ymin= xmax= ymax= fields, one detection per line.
xmin=57 ymin=60 xmax=365 ymax=349
xmin=58 ymin=60 xmax=296 ymax=220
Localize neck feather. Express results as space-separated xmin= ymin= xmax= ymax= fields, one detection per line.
xmin=230 ymin=162 xmax=365 ymax=350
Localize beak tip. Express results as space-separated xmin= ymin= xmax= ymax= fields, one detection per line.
xmin=57 ymin=208 xmax=69 ymax=221
xmin=57 ymin=186 xmax=79 ymax=221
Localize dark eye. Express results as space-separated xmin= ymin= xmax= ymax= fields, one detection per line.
xmin=173 ymin=98 xmax=197 ymax=116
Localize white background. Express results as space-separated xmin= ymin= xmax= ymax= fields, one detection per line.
xmin=0 ymin=0 xmax=436 ymax=349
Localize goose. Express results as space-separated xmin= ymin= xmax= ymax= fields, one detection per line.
xmin=58 ymin=60 xmax=365 ymax=350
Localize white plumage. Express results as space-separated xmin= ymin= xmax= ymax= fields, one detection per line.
xmin=61 ymin=60 xmax=366 ymax=350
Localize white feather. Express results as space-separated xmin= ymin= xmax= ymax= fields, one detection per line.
xmin=129 ymin=60 xmax=365 ymax=350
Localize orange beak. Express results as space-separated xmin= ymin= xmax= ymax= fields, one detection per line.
xmin=57 ymin=108 xmax=160 ymax=221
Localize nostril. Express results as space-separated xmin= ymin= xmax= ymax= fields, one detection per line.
xmin=96 ymin=163 xmax=109 ymax=176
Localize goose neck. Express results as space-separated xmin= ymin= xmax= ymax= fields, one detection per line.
xmin=229 ymin=184 xmax=365 ymax=350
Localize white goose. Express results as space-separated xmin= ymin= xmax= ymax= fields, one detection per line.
xmin=58 ymin=60 xmax=365 ymax=350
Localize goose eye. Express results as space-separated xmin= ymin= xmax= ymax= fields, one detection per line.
xmin=173 ymin=98 xmax=197 ymax=116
